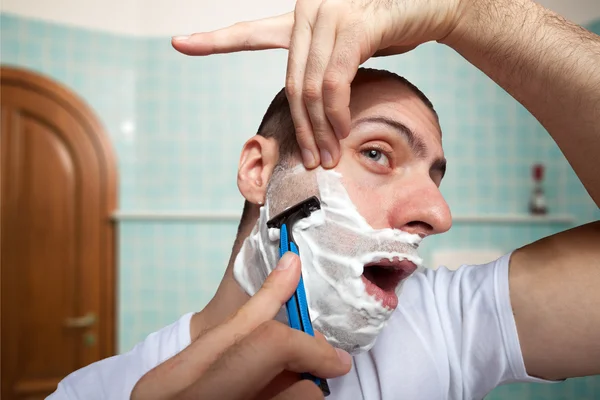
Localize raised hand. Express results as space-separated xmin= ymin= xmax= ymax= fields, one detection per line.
xmin=130 ymin=252 xmax=351 ymax=400
xmin=172 ymin=0 xmax=466 ymax=168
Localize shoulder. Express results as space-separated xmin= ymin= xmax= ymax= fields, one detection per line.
xmin=358 ymin=253 xmax=518 ymax=399
xmin=399 ymin=252 xmax=513 ymax=318
xmin=48 ymin=312 xmax=194 ymax=400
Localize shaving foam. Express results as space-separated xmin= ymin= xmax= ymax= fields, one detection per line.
xmin=233 ymin=166 xmax=422 ymax=354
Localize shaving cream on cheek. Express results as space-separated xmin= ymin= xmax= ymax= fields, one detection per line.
xmin=233 ymin=167 xmax=423 ymax=354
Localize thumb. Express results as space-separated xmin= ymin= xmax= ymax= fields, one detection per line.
xmin=234 ymin=252 xmax=302 ymax=325
xmin=261 ymin=251 xmax=303 ymax=300
xmin=130 ymin=253 xmax=302 ymax=400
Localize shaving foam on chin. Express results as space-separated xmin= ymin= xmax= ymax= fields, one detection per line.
xmin=233 ymin=167 xmax=423 ymax=354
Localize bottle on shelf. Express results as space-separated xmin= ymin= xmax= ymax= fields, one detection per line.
xmin=529 ymin=163 xmax=548 ymax=215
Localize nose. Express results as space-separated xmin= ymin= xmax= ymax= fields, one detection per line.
xmin=387 ymin=178 xmax=452 ymax=237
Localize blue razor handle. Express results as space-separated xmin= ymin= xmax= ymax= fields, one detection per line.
xmin=279 ymin=223 xmax=330 ymax=396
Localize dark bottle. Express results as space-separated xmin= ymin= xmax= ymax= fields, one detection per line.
xmin=529 ymin=164 xmax=548 ymax=215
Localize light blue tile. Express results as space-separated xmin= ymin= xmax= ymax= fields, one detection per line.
xmin=587 ymin=18 xmax=600 ymax=34
xmin=4 ymin=15 xmax=599 ymax=398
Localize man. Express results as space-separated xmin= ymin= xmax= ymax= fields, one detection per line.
xmin=50 ymin=0 xmax=600 ymax=398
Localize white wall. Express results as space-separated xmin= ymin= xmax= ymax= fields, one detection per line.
xmin=2 ymin=0 xmax=600 ymax=36
xmin=2 ymin=0 xmax=142 ymax=35
xmin=1 ymin=0 xmax=294 ymax=36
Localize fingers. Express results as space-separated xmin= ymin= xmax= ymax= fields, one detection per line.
xmin=185 ymin=320 xmax=352 ymax=400
xmin=131 ymin=252 xmax=302 ymax=400
xmin=173 ymin=1 xmax=360 ymax=171
xmin=302 ymin=3 xmax=341 ymax=168
xmin=172 ymin=13 xmax=294 ymax=56
xmin=229 ymin=251 xmax=302 ymax=330
xmin=286 ymin=0 xmax=322 ymax=169
xmin=287 ymin=0 xmax=359 ymax=169
xmin=322 ymin=26 xmax=362 ymax=140
xmin=173 ymin=1 xmax=375 ymax=171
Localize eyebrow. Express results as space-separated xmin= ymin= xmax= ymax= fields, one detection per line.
xmin=352 ymin=115 xmax=447 ymax=179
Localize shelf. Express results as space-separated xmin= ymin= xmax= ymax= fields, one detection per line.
xmin=111 ymin=211 xmax=241 ymax=221
xmin=451 ymin=214 xmax=576 ymax=224
xmin=112 ymin=211 xmax=576 ymax=224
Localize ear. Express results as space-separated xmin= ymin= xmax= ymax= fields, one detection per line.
xmin=237 ymin=135 xmax=279 ymax=205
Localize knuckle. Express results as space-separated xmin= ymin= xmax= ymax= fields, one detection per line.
xmin=285 ymin=79 xmax=301 ymax=99
xmin=303 ymin=80 xmax=323 ymax=103
xmin=295 ymin=127 xmax=319 ymax=151
xmin=256 ymin=320 xmax=289 ymax=344
xmin=258 ymin=321 xmax=295 ymax=359
xmin=323 ymin=96 xmax=347 ymax=119
xmin=323 ymin=103 xmax=342 ymax=117
xmin=312 ymin=120 xmax=333 ymax=138
xmin=294 ymin=124 xmax=313 ymax=142
xmin=311 ymin=121 xmax=334 ymax=141
xmin=322 ymin=71 xmax=343 ymax=95
xmin=313 ymin=133 xmax=335 ymax=150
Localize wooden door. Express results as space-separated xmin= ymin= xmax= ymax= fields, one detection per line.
xmin=1 ymin=66 xmax=117 ymax=399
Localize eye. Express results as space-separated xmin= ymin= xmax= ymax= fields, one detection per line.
xmin=361 ymin=148 xmax=390 ymax=167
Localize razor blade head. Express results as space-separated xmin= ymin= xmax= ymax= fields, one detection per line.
xmin=266 ymin=196 xmax=321 ymax=229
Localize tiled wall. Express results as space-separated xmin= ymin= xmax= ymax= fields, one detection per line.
xmin=2 ymin=13 xmax=598 ymax=399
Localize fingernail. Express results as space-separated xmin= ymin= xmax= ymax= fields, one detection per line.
xmin=320 ymin=149 xmax=333 ymax=168
xmin=301 ymin=149 xmax=316 ymax=167
xmin=172 ymin=35 xmax=189 ymax=41
xmin=335 ymin=348 xmax=352 ymax=366
xmin=276 ymin=252 xmax=295 ymax=270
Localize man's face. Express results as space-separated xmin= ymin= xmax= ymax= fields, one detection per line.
xmin=234 ymin=77 xmax=453 ymax=353
xmin=335 ymin=78 xmax=452 ymax=237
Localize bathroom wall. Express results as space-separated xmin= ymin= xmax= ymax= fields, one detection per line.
xmin=2 ymin=10 xmax=599 ymax=399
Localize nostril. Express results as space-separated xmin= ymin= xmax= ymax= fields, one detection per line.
xmin=406 ymin=221 xmax=433 ymax=236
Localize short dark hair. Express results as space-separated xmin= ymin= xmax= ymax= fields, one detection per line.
xmin=236 ymin=68 xmax=437 ymax=233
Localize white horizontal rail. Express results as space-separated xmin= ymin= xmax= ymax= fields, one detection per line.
xmin=449 ymin=214 xmax=576 ymax=224
xmin=111 ymin=211 xmax=241 ymax=221
xmin=111 ymin=211 xmax=576 ymax=224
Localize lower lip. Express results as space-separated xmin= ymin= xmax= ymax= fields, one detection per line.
xmin=361 ymin=276 xmax=400 ymax=310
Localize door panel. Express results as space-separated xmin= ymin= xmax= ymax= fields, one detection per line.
xmin=1 ymin=67 xmax=117 ymax=400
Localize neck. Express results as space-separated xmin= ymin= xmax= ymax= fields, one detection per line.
xmin=190 ymin=265 xmax=249 ymax=340
xmin=190 ymin=212 xmax=258 ymax=340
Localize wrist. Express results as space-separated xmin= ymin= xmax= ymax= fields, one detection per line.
xmin=438 ymin=0 xmax=535 ymax=51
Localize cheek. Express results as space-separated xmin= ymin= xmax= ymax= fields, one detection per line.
xmin=336 ymin=156 xmax=392 ymax=229
xmin=340 ymin=178 xmax=390 ymax=229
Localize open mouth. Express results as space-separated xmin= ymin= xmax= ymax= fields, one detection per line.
xmin=362 ymin=258 xmax=417 ymax=310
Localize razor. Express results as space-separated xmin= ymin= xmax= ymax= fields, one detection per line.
xmin=266 ymin=196 xmax=331 ymax=396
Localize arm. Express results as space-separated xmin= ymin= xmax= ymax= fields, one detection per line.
xmin=172 ymin=0 xmax=600 ymax=201
xmin=441 ymin=0 xmax=600 ymax=379
xmin=444 ymin=0 xmax=600 ymax=206
xmin=509 ymin=221 xmax=600 ymax=380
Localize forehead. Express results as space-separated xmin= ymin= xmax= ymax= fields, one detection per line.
xmin=349 ymin=79 xmax=442 ymax=145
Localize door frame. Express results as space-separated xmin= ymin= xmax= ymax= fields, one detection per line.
xmin=1 ymin=66 xmax=118 ymax=360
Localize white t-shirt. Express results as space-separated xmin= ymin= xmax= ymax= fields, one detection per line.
xmin=48 ymin=252 xmax=550 ymax=400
